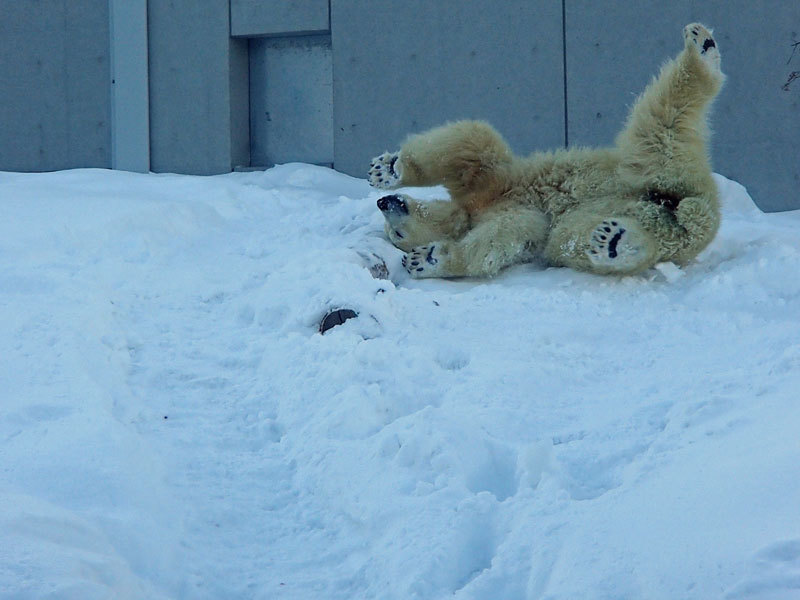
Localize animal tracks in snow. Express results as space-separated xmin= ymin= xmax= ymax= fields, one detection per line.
xmin=725 ymin=540 xmax=800 ymax=598
xmin=380 ymin=416 xmax=520 ymax=502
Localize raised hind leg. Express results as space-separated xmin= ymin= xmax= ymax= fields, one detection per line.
xmin=369 ymin=120 xmax=513 ymax=197
xmin=616 ymin=23 xmax=724 ymax=191
xmin=612 ymin=23 xmax=725 ymax=265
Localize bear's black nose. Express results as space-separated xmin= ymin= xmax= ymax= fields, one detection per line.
xmin=377 ymin=195 xmax=408 ymax=214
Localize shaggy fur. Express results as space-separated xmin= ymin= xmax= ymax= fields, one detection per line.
xmin=369 ymin=23 xmax=725 ymax=278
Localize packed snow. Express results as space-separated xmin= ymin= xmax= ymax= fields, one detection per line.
xmin=1 ymin=165 xmax=799 ymax=599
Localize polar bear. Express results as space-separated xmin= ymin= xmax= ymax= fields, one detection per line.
xmin=369 ymin=23 xmax=724 ymax=278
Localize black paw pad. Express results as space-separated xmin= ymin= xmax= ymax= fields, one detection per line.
xmin=607 ymin=229 xmax=625 ymax=259
xmin=424 ymin=246 xmax=438 ymax=265
xmin=388 ymin=155 xmax=399 ymax=177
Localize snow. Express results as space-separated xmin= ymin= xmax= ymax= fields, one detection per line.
xmin=1 ymin=165 xmax=799 ymax=599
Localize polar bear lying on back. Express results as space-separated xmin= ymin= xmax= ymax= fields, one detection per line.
xmin=369 ymin=23 xmax=724 ymax=278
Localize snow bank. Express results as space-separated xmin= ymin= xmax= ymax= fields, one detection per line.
xmin=1 ymin=166 xmax=799 ymax=599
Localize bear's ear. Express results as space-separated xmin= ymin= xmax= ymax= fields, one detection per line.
xmin=646 ymin=189 xmax=682 ymax=211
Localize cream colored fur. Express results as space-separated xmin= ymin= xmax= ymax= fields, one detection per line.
xmin=371 ymin=24 xmax=725 ymax=278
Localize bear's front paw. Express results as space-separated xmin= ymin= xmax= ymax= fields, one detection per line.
xmin=369 ymin=151 xmax=403 ymax=189
xmin=402 ymin=244 xmax=446 ymax=278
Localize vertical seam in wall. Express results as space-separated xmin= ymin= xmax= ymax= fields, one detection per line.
xmin=63 ymin=0 xmax=73 ymax=161
xmin=328 ymin=0 xmax=334 ymax=168
xmin=247 ymin=38 xmax=253 ymax=168
xmin=562 ymin=0 xmax=568 ymax=147
xmin=108 ymin=0 xmax=116 ymax=168
xmin=147 ymin=0 xmax=154 ymax=169
xmin=228 ymin=0 xmax=235 ymax=166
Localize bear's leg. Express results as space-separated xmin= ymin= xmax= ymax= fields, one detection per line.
xmin=544 ymin=209 xmax=659 ymax=275
xmin=615 ymin=23 xmax=724 ymax=192
xmin=610 ymin=23 xmax=724 ymax=266
xmin=369 ymin=120 xmax=513 ymax=196
xmin=377 ymin=193 xmax=469 ymax=252
xmin=402 ymin=204 xmax=549 ymax=278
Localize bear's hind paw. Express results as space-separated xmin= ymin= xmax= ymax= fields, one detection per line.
xmin=587 ymin=219 xmax=646 ymax=271
xmin=683 ymin=23 xmax=721 ymax=73
xmin=369 ymin=151 xmax=403 ymax=189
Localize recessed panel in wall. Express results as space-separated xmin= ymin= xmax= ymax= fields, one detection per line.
xmin=249 ymin=35 xmax=333 ymax=167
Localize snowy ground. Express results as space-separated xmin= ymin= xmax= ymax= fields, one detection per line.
xmin=1 ymin=165 xmax=799 ymax=599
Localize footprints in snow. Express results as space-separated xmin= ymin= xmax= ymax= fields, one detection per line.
xmin=726 ymin=539 xmax=800 ymax=598
xmin=553 ymin=401 xmax=671 ymax=500
xmin=380 ymin=422 xmax=521 ymax=501
xmin=377 ymin=398 xmax=675 ymax=506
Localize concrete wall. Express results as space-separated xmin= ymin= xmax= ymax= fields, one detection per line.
xmin=330 ymin=0 xmax=566 ymax=177
xmin=565 ymin=0 xmax=800 ymax=213
xmin=147 ymin=0 xmax=249 ymax=174
xmin=0 ymin=0 xmax=111 ymax=171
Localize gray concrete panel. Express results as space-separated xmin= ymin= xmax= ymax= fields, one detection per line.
xmin=231 ymin=0 xmax=330 ymax=38
xmin=230 ymin=37 xmax=251 ymax=170
xmin=0 ymin=0 xmax=111 ymax=171
xmin=331 ymin=0 xmax=565 ymax=178
xmin=249 ymin=36 xmax=334 ymax=167
xmin=147 ymin=0 xmax=249 ymax=174
xmin=565 ymin=1 xmax=800 ymax=212
xmin=110 ymin=0 xmax=150 ymax=172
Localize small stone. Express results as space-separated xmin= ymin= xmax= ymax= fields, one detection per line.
xmin=319 ymin=309 xmax=358 ymax=334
